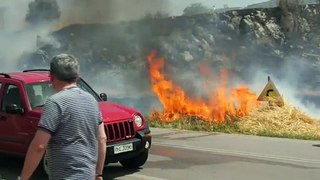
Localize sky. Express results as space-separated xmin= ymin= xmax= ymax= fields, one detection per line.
xmin=108 ymin=0 xmax=270 ymax=22
xmin=169 ymin=0 xmax=268 ymax=12
xmin=0 ymin=0 xmax=270 ymax=29
xmin=49 ymin=0 xmax=270 ymax=26
xmin=136 ymin=0 xmax=270 ymax=16
xmin=134 ymin=0 xmax=270 ymax=19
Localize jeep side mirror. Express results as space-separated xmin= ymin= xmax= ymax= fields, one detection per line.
xmin=100 ymin=93 xmax=107 ymax=101
xmin=5 ymin=104 xmax=24 ymax=115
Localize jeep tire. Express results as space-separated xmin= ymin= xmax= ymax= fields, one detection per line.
xmin=42 ymin=154 xmax=50 ymax=175
xmin=120 ymin=150 xmax=148 ymax=169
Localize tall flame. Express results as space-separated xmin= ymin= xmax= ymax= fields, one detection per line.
xmin=148 ymin=51 xmax=259 ymax=123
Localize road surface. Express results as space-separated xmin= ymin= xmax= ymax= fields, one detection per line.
xmin=1 ymin=128 xmax=319 ymax=180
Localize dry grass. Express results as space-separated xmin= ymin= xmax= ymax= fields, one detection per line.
xmin=148 ymin=97 xmax=320 ymax=140
xmin=237 ymin=97 xmax=320 ymax=139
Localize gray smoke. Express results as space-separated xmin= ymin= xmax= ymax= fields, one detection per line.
xmin=26 ymin=0 xmax=61 ymax=25
xmin=2 ymin=0 xmax=319 ymax=118
xmin=56 ymin=0 xmax=170 ymax=26
xmin=0 ymin=0 xmax=60 ymax=72
xmin=0 ymin=0 xmax=171 ymax=72
xmin=0 ymin=0 xmax=173 ymax=115
xmin=246 ymin=55 xmax=320 ymax=119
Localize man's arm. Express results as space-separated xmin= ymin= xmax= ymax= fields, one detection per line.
xmin=96 ymin=123 xmax=107 ymax=177
xmin=20 ymin=129 xmax=51 ymax=180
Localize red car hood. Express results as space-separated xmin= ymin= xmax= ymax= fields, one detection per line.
xmin=28 ymin=101 xmax=139 ymax=123
xmin=99 ymin=101 xmax=138 ymax=122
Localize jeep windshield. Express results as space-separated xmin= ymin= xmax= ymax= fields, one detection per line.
xmin=25 ymin=79 xmax=101 ymax=109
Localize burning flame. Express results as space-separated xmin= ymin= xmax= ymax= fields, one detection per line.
xmin=148 ymin=51 xmax=259 ymax=123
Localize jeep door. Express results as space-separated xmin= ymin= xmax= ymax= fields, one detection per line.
xmin=0 ymin=81 xmax=4 ymax=153
xmin=0 ymin=82 xmax=30 ymax=155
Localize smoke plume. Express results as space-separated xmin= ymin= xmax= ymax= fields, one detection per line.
xmin=247 ymin=56 xmax=320 ymax=119
xmin=55 ymin=0 xmax=170 ymax=28
xmin=0 ymin=0 xmax=60 ymax=71
xmin=26 ymin=0 xmax=61 ymax=25
xmin=1 ymin=0 xmax=319 ymax=118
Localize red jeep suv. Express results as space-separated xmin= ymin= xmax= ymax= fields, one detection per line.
xmin=0 ymin=69 xmax=152 ymax=172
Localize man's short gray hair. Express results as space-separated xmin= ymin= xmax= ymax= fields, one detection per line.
xmin=50 ymin=54 xmax=80 ymax=83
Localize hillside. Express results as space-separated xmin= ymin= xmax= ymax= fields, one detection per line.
xmin=25 ymin=2 xmax=320 ymax=114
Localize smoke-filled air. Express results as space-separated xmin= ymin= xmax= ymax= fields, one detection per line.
xmin=1 ymin=0 xmax=320 ymax=121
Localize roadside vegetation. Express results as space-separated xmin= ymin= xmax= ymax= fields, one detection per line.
xmin=147 ymin=98 xmax=320 ymax=141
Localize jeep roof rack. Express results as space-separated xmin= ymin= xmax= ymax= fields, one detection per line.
xmin=0 ymin=73 xmax=11 ymax=78
xmin=23 ymin=69 xmax=50 ymax=72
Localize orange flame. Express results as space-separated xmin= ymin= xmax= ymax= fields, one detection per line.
xmin=148 ymin=51 xmax=259 ymax=123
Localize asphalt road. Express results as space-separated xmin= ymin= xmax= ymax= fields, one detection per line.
xmin=1 ymin=128 xmax=320 ymax=180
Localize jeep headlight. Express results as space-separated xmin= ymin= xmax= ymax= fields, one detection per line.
xmin=134 ymin=115 xmax=143 ymax=127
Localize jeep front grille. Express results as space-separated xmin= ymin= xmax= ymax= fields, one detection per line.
xmin=105 ymin=120 xmax=135 ymax=142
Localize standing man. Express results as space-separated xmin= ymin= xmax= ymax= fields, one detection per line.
xmin=20 ymin=54 xmax=107 ymax=180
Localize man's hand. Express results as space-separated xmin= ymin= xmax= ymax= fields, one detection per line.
xmin=95 ymin=176 xmax=103 ymax=180
xmin=96 ymin=123 xmax=107 ymax=177
xmin=20 ymin=129 xmax=51 ymax=179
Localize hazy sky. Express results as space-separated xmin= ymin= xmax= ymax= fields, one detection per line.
xmin=170 ymin=0 xmax=268 ymax=8
xmin=136 ymin=0 xmax=268 ymax=15
xmin=0 ymin=0 xmax=270 ymax=30
xmin=168 ymin=0 xmax=268 ymax=14
xmin=109 ymin=0 xmax=270 ymax=21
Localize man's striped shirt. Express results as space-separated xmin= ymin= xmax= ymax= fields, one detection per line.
xmin=38 ymin=87 xmax=102 ymax=180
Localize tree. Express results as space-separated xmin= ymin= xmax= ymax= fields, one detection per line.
xmin=183 ymin=3 xmax=213 ymax=16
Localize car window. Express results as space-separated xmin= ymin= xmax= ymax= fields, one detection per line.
xmin=25 ymin=82 xmax=55 ymax=109
xmin=77 ymin=79 xmax=101 ymax=101
xmin=2 ymin=84 xmax=23 ymax=112
xmin=25 ymin=79 xmax=100 ymax=110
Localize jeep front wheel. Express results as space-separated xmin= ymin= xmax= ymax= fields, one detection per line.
xmin=120 ymin=151 xmax=148 ymax=169
xmin=42 ymin=154 xmax=50 ymax=175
